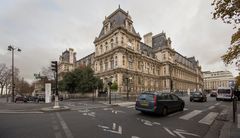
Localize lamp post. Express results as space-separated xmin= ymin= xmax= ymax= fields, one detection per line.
xmin=126 ymin=76 xmax=132 ymax=101
xmin=8 ymin=45 xmax=21 ymax=102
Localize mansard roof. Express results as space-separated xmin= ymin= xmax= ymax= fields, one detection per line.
xmin=97 ymin=7 xmax=139 ymax=39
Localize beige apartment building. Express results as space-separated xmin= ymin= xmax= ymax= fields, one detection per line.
xmin=203 ymin=71 xmax=235 ymax=91
xmin=58 ymin=7 xmax=203 ymax=95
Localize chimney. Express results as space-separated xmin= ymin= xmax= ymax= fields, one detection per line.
xmin=143 ymin=32 xmax=153 ymax=47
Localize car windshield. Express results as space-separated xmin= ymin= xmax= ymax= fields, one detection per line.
xmin=138 ymin=94 xmax=154 ymax=101
xmin=218 ymin=89 xmax=231 ymax=94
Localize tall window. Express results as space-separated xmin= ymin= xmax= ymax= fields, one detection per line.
xmin=105 ymin=60 xmax=108 ymax=71
xmin=164 ymin=67 xmax=166 ymax=75
xmin=110 ymin=57 xmax=114 ymax=69
xmin=100 ymin=61 xmax=103 ymax=72
xmin=123 ymin=56 xmax=125 ymax=66
xmin=100 ymin=45 xmax=103 ymax=54
xmin=115 ymin=56 xmax=118 ymax=67
xmin=111 ymin=39 xmax=114 ymax=49
xmin=128 ymin=55 xmax=133 ymax=69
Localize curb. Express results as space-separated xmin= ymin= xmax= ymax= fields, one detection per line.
xmin=40 ymin=106 xmax=71 ymax=112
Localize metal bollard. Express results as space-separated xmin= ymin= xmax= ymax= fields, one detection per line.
xmin=233 ymin=96 xmax=237 ymax=122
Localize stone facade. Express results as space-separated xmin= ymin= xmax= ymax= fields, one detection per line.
xmin=59 ymin=7 xmax=203 ymax=95
xmin=92 ymin=7 xmax=203 ymax=95
xmin=58 ymin=48 xmax=76 ymax=80
xmin=203 ymin=71 xmax=235 ymax=91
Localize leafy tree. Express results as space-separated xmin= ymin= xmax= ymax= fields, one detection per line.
xmin=111 ymin=81 xmax=118 ymax=91
xmin=212 ymin=0 xmax=240 ymax=65
xmin=59 ymin=66 xmax=103 ymax=93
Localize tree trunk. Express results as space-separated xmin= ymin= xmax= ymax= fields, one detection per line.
xmin=0 ymin=85 xmax=4 ymax=95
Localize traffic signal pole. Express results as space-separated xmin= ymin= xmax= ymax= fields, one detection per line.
xmin=51 ymin=61 xmax=60 ymax=109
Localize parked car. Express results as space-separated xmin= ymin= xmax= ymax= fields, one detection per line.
xmin=190 ymin=92 xmax=207 ymax=102
xmin=135 ymin=92 xmax=185 ymax=116
xmin=210 ymin=92 xmax=217 ymax=97
xmin=15 ymin=95 xmax=27 ymax=103
xmin=26 ymin=96 xmax=38 ymax=102
xmin=36 ymin=95 xmax=45 ymax=102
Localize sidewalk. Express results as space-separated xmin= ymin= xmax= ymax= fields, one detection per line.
xmin=219 ymin=101 xmax=240 ymax=138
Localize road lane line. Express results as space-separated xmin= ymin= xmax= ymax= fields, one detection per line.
xmin=56 ymin=112 xmax=74 ymax=138
xmin=208 ymin=106 xmax=215 ymax=110
xmin=215 ymin=103 xmax=220 ymax=106
xmin=163 ymin=127 xmax=176 ymax=137
xmin=199 ymin=112 xmax=219 ymax=125
xmin=0 ymin=111 xmax=43 ymax=114
xmin=180 ymin=110 xmax=202 ymax=120
xmin=238 ymin=114 xmax=240 ymax=128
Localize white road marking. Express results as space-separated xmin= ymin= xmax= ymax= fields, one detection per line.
xmin=56 ymin=113 xmax=74 ymax=138
xmin=0 ymin=111 xmax=43 ymax=114
xmin=127 ymin=105 xmax=135 ymax=108
xmin=163 ymin=127 xmax=176 ymax=137
xmin=97 ymin=125 xmax=109 ymax=129
xmin=215 ymin=103 xmax=220 ymax=106
xmin=131 ymin=136 xmax=140 ymax=138
xmin=153 ymin=122 xmax=161 ymax=125
xmin=208 ymin=106 xmax=215 ymax=110
xmin=198 ymin=112 xmax=219 ymax=125
xmin=180 ymin=110 xmax=202 ymax=120
xmin=184 ymin=108 xmax=188 ymax=111
xmin=173 ymin=130 xmax=200 ymax=138
xmin=238 ymin=114 xmax=240 ymax=128
xmin=113 ymin=123 xmax=116 ymax=130
xmin=102 ymin=123 xmax=122 ymax=135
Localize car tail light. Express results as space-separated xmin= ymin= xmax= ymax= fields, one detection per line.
xmin=154 ymin=95 xmax=157 ymax=111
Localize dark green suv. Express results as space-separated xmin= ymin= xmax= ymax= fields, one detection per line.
xmin=135 ymin=92 xmax=185 ymax=116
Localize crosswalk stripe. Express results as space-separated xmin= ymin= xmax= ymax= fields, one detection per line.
xmin=127 ymin=105 xmax=135 ymax=108
xmin=238 ymin=114 xmax=240 ymax=128
xmin=198 ymin=112 xmax=219 ymax=125
xmin=208 ymin=106 xmax=215 ymax=110
xmin=180 ymin=110 xmax=202 ymax=120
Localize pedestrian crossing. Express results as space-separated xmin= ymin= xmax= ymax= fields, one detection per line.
xmin=121 ymin=102 xmax=226 ymax=126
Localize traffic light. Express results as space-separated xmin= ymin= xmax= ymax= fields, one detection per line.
xmin=51 ymin=61 xmax=58 ymax=72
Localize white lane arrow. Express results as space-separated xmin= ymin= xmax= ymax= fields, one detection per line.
xmin=173 ymin=130 xmax=200 ymax=138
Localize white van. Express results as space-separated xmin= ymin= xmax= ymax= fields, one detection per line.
xmin=216 ymin=87 xmax=233 ymax=101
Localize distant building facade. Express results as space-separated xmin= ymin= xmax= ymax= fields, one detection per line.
xmin=203 ymin=71 xmax=235 ymax=91
xmin=58 ymin=7 xmax=203 ymax=95
xmin=58 ymin=48 xmax=76 ymax=80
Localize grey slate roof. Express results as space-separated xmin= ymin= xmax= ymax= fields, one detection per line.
xmin=97 ymin=7 xmax=139 ymax=39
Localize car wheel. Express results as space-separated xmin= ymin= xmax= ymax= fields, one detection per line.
xmin=180 ymin=104 xmax=184 ymax=111
xmin=216 ymin=98 xmax=219 ymax=101
xmin=162 ymin=107 xmax=168 ymax=116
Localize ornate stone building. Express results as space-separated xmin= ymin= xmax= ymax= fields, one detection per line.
xmin=92 ymin=7 xmax=203 ymax=95
xmin=203 ymin=71 xmax=235 ymax=91
xmin=58 ymin=7 xmax=203 ymax=95
xmin=58 ymin=48 xmax=76 ymax=80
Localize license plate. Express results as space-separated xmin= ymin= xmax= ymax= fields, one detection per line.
xmin=194 ymin=98 xmax=199 ymax=100
xmin=140 ymin=101 xmax=148 ymax=107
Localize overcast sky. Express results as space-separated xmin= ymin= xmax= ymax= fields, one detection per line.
xmin=0 ymin=0 xmax=238 ymax=83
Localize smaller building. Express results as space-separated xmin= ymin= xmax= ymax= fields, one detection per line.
xmin=58 ymin=48 xmax=76 ymax=80
xmin=203 ymin=71 xmax=235 ymax=91
xmin=76 ymin=52 xmax=95 ymax=69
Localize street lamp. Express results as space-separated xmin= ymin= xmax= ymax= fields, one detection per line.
xmin=126 ymin=76 xmax=132 ymax=101
xmin=8 ymin=45 xmax=21 ymax=102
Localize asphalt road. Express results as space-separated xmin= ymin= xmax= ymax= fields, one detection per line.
xmin=0 ymin=96 xmax=234 ymax=138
